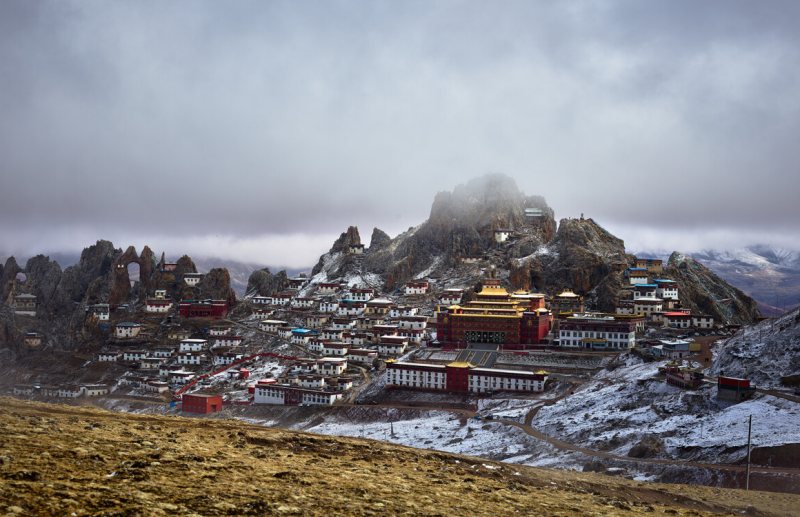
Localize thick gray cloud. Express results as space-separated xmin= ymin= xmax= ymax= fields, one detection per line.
xmin=1 ymin=0 xmax=799 ymax=265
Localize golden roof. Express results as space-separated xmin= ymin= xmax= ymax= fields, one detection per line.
xmin=477 ymin=285 xmax=510 ymax=297
xmin=446 ymin=361 xmax=474 ymax=368
xmin=556 ymin=290 xmax=579 ymax=298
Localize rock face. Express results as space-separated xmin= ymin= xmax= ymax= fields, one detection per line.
xmin=109 ymin=245 xmax=156 ymax=305
xmin=311 ymin=226 xmax=362 ymax=277
xmin=665 ymin=252 xmax=761 ymax=325
xmin=0 ymin=240 xmax=237 ymax=352
xmin=359 ymin=174 xmax=557 ymax=289
xmin=246 ymin=268 xmax=289 ymax=297
xmin=369 ymin=228 xmax=391 ymax=252
xmin=193 ymin=268 xmax=237 ymax=306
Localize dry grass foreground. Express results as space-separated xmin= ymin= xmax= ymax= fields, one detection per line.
xmin=0 ymin=398 xmax=798 ymax=517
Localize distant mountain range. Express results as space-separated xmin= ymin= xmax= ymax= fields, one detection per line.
xmin=635 ymin=245 xmax=800 ymax=316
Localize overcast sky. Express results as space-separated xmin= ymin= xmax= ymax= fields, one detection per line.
xmin=1 ymin=0 xmax=799 ymax=267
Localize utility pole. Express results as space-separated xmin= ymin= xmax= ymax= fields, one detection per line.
xmin=746 ymin=414 xmax=752 ymax=491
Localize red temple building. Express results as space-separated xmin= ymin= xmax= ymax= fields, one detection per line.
xmin=435 ymin=279 xmax=551 ymax=350
xmin=179 ymin=300 xmax=228 ymax=319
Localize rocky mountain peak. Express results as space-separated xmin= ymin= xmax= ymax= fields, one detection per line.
xmin=665 ymin=252 xmax=761 ymax=324
xmin=369 ymin=227 xmax=391 ymax=251
xmin=246 ymin=267 xmax=290 ymax=297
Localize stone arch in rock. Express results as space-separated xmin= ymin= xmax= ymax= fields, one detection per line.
xmin=109 ymin=246 xmax=156 ymax=305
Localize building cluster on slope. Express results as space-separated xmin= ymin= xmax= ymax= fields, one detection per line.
xmin=10 ymin=248 xmax=728 ymax=406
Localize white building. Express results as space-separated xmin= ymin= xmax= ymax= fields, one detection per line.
xmin=390 ymin=306 xmax=419 ymax=318
xmin=253 ymin=384 xmax=343 ymax=406
xmin=405 ymin=281 xmax=429 ymax=296
xmin=177 ymin=352 xmax=206 ymax=365
xmin=337 ymin=302 xmax=365 ymax=317
xmin=317 ymin=358 xmax=347 ymax=376
xmin=82 ymin=384 xmax=110 ymax=397
xmin=386 ymin=362 xmax=446 ymax=390
xmin=317 ymin=283 xmax=340 ymax=296
xmin=439 ymin=289 xmax=463 ymax=306
xmin=97 ymin=351 xmax=120 ymax=362
xmin=378 ymin=336 xmax=409 ymax=356
xmin=321 ymin=342 xmax=349 ymax=357
xmin=655 ymin=280 xmax=679 ymax=300
xmin=251 ymin=295 xmax=272 ymax=305
xmin=183 ymin=272 xmax=203 ymax=286
xmin=558 ymin=314 xmax=637 ymax=350
xmin=212 ymin=336 xmax=243 ymax=347
xmin=179 ymin=338 xmax=208 ymax=352
xmin=632 ymin=284 xmax=658 ymax=300
xmin=319 ymin=300 xmax=340 ymax=313
xmin=145 ymin=299 xmax=172 ymax=313
xmin=633 ymin=297 xmax=664 ymax=318
xmin=397 ymin=316 xmax=427 ymax=330
xmin=260 ymin=320 xmax=287 ymax=333
xmin=348 ymin=289 xmax=374 ymax=302
xmin=122 ymin=350 xmax=147 ymax=362
xmin=627 ymin=268 xmax=649 ymax=285
xmin=291 ymin=297 xmax=317 ymax=310
xmin=347 ymin=348 xmax=378 ymax=365
xmin=208 ymin=326 xmax=231 ymax=336
xmin=114 ymin=322 xmax=142 ymax=339
xmin=468 ymin=368 xmax=547 ymax=394
xmin=692 ymin=315 xmax=715 ymax=329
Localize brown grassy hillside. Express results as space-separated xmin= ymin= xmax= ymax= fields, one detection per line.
xmin=0 ymin=398 xmax=797 ymax=516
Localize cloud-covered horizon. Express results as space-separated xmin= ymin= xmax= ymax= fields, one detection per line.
xmin=2 ymin=1 xmax=799 ymax=266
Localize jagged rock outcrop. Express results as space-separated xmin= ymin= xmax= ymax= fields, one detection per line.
xmin=108 ymin=246 xmax=156 ymax=305
xmin=1 ymin=257 xmax=23 ymax=304
xmin=59 ymin=240 xmax=118 ymax=304
xmin=360 ymin=174 xmax=557 ymax=289
xmin=246 ymin=268 xmax=290 ymax=297
xmin=665 ymin=252 xmax=761 ymax=325
xmin=369 ymin=227 xmax=391 ymax=252
xmin=508 ymin=218 xmax=629 ymax=311
xmin=311 ymin=226 xmax=365 ymax=280
xmin=193 ymin=268 xmax=237 ymax=306
xmin=174 ymin=255 xmax=198 ymax=276
xmin=23 ymin=255 xmax=68 ymax=316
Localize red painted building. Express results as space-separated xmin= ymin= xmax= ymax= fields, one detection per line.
xmin=182 ymin=393 xmax=223 ymax=414
xmin=436 ymin=280 xmax=551 ymax=350
xmin=179 ymin=300 xmax=228 ymax=319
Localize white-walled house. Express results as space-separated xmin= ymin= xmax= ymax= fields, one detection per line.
xmin=179 ymin=338 xmax=208 ymax=352
xmin=347 ymin=289 xmax=374 ymax=302
xmin=405 ymin=281 xmax=429 ymax=296
xmin=115 ymin=322 xmax=142 ymax=339
xmin=97 ymin=351 xmax=120 ymax=362
xmin=177 ymin=352 xmax=206 ymax=366
xmin=439 ymin=289 xmax=463 ymax=306
xmin=122 ymin=350 xmax=147 ymax=362
xmin=317 ymin=358 xmax=347 ymax=375
xmin=145 ymin=299 xmax=173 ymax=313
xmin=183 ymin=272 xmax=203 ymax=286
xmin=259 ymin=320 xmax=287 ymax=333
xmin=347 ymin=348 xmax=378 ymax=365
xmin=378 ymin=336 xmax=409 ymax=356
xmin=627 ymin=268 xmax=649 ymax=285
xmin=654 ymin=280 xmax=679 ymax=300
xmin=632 ymin=284 xmax=658 ymax=300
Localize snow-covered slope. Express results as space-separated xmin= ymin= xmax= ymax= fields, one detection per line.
xmin=535 ymin=354 xmax=800 ymax=465
xmin=710 ymin=307 xmax=800 ymax=387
